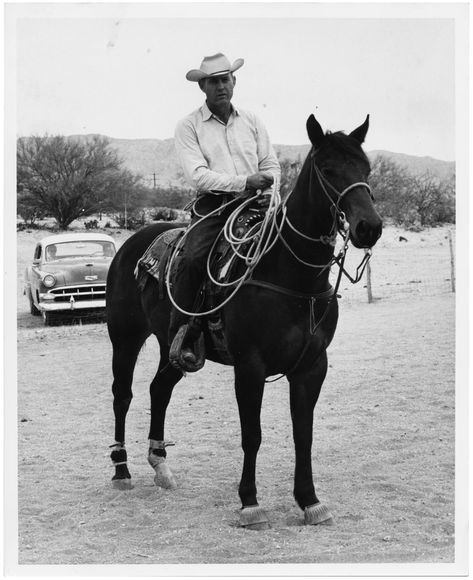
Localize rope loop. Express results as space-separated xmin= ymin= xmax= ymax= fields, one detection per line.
xmin=165 ymin=179 xmax=283 ymax=318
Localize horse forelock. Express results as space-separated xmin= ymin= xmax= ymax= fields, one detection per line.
xmin=295 ymin=129 xmax=370 ymax=194
xmin=321 ymin=131 xmax=370 ymax=167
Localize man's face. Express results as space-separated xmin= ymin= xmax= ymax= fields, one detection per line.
xmin=200 ymin=73 xmax=235 ymax=109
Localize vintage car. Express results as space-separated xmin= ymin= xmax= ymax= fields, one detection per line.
xmin=24 ymin=233 xmax=117 ymax=325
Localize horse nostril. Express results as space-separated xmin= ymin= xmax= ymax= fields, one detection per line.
xmin=355 ymin=220 xmax=369 ymax=240
xmin=355 ymin=220 xmax=382 ymax=246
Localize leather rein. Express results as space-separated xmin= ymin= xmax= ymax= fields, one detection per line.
xmin=244 ymin=157 xmax=374 ymax=304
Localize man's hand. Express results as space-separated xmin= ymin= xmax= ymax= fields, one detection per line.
xmin=254 ymin=192 xmax=271 ymax=210
xmin=246 ymin=172 xmax=274 ymax=191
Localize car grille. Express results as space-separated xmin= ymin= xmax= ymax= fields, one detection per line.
xmin=49 ymin=284 xmax=106 ymax=303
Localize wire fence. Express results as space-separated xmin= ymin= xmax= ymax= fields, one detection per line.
xmin=329 ymin=227 xmax=455 ymax=304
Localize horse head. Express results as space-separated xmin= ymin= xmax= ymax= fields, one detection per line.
xmin=306 ymin=115 xmax=383 ymax=249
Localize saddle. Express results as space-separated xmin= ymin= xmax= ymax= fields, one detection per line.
xmin=134 ymin=209 xmax=266 ymax=371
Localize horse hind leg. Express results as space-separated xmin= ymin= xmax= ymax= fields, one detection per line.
xmin=147 ymin=341 xmax=184 ymax=490
xmin=110 ymin=332 xmax=147 ymax=490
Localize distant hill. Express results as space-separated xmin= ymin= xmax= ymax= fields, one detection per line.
xmin=63 ymin=134 xmax=457 ymax=186
xmin=369 ymin=150 xmax=455 ymax=182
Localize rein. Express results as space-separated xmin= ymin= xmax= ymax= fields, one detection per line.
xmin=166 ymin=157 xmax=374 ymax=318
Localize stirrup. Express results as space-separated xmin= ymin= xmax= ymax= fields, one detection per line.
xmin=169 ymin=324 xmax=205 ymax=373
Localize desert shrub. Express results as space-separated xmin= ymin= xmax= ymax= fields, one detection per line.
xmin=151 ymin=207 xmax=179 ymax=221
xmin=370 ymin=155 xmax=455 ymax=228
xmin=112 ymin=213 xmax=146 ymax=230
xmin=84 ymin=219 xmax=99 ymax=230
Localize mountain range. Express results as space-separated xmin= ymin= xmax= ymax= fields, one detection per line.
xmin=74 ymin=135 xmax=456 ymax=186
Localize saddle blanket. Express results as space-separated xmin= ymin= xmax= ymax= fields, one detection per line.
xmin=134 ymin=228 xmax=185 ymax=298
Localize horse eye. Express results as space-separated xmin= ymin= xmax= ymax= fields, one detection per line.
xmin=321 ymin=167 xmax=332 ymax=177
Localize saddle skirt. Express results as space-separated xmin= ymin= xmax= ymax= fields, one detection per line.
xmin=134 ymin=209 xmax=266 ymax=365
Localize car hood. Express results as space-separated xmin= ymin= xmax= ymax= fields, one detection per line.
xmin=40 ymin=258 xmax=112 ymax=285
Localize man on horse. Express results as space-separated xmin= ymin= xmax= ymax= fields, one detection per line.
xmin=170 ymin=53 xmax=281 ymax=368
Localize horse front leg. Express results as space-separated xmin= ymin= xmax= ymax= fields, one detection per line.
xmin=234 ymin=358 xmax=270 ymax=530
xmin=288 ymin=350 xmax=334 ymax=525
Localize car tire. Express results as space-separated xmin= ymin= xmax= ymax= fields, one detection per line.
xmin=42 ymin=311 xmax=59 ymax=326
xmin=28 ymin=290 xmax=41 ymax=316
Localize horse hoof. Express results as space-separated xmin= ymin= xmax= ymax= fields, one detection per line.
xmin=240 ymin=506 xmax=270 ymax=530
xmin=112 ymin=478 xmax=133 ymax=490
xmin=304 ymin=502 xmax=334 ymax=525
xmin=153 ymin=463 xmax=177 ymax=490
xmin=154 ymin=472 xmax=177 ymax=490
xmin=148 ymin=454 xmax=177 ymax=490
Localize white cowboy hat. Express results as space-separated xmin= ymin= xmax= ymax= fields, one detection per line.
xmin=186 ymin=53 xmax=244 ymax=82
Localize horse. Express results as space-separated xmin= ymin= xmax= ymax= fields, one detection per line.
xmin=106 ymin=114 xmax=383 ymax=529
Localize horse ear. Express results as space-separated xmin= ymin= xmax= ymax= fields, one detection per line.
xmin=306 ymin=115 xmax=325 ymax=148
xmin=349 ymin=115 xmax=370 ymax=144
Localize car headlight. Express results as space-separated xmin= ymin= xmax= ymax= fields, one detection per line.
xmin=42 ymin=274 xmax=57 ymax=288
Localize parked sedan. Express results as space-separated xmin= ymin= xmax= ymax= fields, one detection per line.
xmin=24 ymin=233 xmax=117 ymax=325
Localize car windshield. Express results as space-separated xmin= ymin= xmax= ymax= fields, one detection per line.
xmin=45 ymin=241 xmax=116 ymax=262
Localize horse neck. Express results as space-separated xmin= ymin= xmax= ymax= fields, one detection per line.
xmin=257 ymin=159 xmax=336 ymax=295
xmin=286 ymin=159 xmax=337 ymax=244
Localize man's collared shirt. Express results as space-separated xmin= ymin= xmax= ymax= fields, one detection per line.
xmin=174 ymin=102 xmax=280 ymax=193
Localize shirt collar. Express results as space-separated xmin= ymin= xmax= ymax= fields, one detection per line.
xmin=202 ymin=102 xmax=239 ymax=122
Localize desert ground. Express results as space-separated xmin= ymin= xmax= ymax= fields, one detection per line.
xmin=14 ymin=225 xmax=457 ymax=567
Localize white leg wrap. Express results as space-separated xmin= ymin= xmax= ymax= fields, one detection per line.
xmin=148 ymin=439 xmax=175 ymax=450
xmin=147 ymin=449 xmax=177 ymax=490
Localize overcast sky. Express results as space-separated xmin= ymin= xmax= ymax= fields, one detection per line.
xmin=10 ymin=3 xmax=467 ymax=162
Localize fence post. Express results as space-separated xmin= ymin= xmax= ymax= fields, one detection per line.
xmin=366 ymin=260 xmax=373 ymax=303
xmin=448 ymin=229 xmax=455 ymax=293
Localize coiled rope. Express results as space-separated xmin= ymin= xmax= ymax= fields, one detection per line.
xmin=165 ymin=178 xmax=283 ymax=318
xmin=164 ymin=169 xmax=371 ymax=319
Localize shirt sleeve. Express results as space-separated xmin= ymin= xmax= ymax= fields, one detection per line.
xmin=254 ymin=114 xmax=281 ymax=181
xmin=174 ymin=118 xmax=247 ymax=193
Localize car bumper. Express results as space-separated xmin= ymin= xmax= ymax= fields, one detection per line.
xmin=39 ymin=300 xmax=106 ymax=312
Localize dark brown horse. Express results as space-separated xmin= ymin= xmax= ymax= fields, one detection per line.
xmin=106 ymin=115 xmax=382 ymax=529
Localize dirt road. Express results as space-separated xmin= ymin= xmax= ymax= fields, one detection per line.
xmin=16 ymin=291 xmax=455 ymax=565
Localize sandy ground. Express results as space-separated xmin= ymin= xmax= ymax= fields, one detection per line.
xmin=14 ymin=226 xmax=456 ymax=567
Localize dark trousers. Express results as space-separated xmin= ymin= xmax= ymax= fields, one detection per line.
xmin=169 ymin=194 xmax=239 ymax=342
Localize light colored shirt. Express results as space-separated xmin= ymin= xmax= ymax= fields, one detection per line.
xmin=174 ymin=102 xmax=280 ymax=194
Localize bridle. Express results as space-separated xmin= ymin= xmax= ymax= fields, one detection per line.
xmin=313 ymin=160 xmax=374 ymax=211
xmin=277 ymin=155 xmax=374 ymax=285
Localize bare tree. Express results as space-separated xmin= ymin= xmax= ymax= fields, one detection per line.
xmin=17 ymin=135 xmax=132 ymax=229
xmin=369 ymin=155 xmax=454 ymax=227
xmin=369 ymin=155 xmax=412 ymax=224
xmin=409 ymin=172 xmax=455 ymax=226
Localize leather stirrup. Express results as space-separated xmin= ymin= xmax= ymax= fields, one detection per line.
xmin=169 ymin=324 xmax=206 ymax=373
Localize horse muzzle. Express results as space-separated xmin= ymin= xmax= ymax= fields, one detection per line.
xmin=350 ymin=215 xmax=383 ymax=249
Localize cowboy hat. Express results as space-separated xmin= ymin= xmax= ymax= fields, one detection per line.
xmin=186 ymin=53 xmax=244 ymax=82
